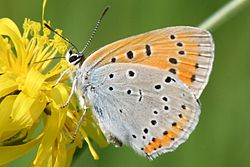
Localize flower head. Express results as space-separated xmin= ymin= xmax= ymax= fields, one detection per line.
xmin=0 ymin=3 xmax=107 ymax=166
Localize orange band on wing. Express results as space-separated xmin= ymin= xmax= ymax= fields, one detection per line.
xmin=176 ymin=34 xmax=210 ymax=39
xmin=143 ymin=117 xmax=188 ymax=155
xmin=144 ymin=130 xmax=177 ymax=154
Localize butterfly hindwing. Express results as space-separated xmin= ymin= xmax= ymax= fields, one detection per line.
xmin=83 ymin=26 xmax=214 ymax=97
xmin=85 ymin=63 xmax=200 ymax=159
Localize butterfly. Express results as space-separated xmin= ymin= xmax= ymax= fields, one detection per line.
xmin=51 ymin=8 xmax=214 ymax=160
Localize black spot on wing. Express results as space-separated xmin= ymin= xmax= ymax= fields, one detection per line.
xmin=138 ymin=89 xmax=142 ymax=102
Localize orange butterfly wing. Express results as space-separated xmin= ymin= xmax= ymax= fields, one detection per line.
xmin=83 ymin=26 xmax=214 ymax=97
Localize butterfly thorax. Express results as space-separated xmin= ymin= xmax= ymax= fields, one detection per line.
xmin=74 ymin=68 xmax=91 ymax=102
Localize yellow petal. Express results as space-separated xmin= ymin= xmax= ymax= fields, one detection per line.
xmin=11 ymin=92 xmax=35 ymax=126
xmin=0 ymin=73 xmax=18 ymax=98
xmin=79 ymin=127 xmax=99 ymax=160
xmin=0 ymin=89 xmax=45 ymax=141
xmin=11 ymin=68 xmax=46 ymax=126
xmin=83 ymin=134 xmax=99 ymax=160
xmin=0 ymin=93 xmax=42 ymax=140
xmin=28 ymin=94 xmax=47 ymax=123
xmin=54 ymin=134 xmax=67 ymax=167
xmin=0 ymin=134 xmax=43 ymax=166
xmin=0 ymin=35 xmax=10 ymax=68
xmin=0 ymin=36 xmax=16 ymax=70
xmin=33 ymin=85 xmax=68 ymax=166
xmin=65 ymin=144 xmax=77 ymax=167
xmin=49 ymin=83 xmax=69 ymax=106
xmin=0 ymin=18 xmax=24 ymax=68
xmin=22 ymin=68 xmax=45 ymax=97
xmin=0 ymin=18 xmax=21 ymax=37
xmin=0 ymin=95 xmax=19 ymax=140
xmin=33 ymin=106 xmax=61 ymax=166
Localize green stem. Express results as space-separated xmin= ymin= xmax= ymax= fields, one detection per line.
xmin=199 ymin=0 xmax=250 ymax=31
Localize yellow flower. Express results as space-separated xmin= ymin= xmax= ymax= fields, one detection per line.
xmin=0 ymin=1 xmax=107 ymax=166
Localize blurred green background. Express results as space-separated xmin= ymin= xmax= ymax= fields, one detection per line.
xmin=1 ymin=0 xmax=250 ymax=167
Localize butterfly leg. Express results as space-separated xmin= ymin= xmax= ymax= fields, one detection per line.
xmin=62 ymin=76 xmax=77 ymax=108
xmin=53 ymin=68 xmax=70 ymax=87
xmin=71 ymin=104 xmax=87 ymax=143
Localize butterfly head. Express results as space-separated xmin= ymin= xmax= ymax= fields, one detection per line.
xmin=65 ymin=48 xmax=84 ymax=66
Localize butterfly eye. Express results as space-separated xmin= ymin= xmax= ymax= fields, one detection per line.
xmin=69 ymin=54 xmax=78 ymax=63
xmin=66 ymin=51 xmax=82 ymax=65
xmin=65 ymin=49 xmax=75 ymax=64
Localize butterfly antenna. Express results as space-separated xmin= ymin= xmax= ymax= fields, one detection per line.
xmin=44 ymin=23 xmax=79 ymax=53
xmin=34 ymin=56 xmax=65 ymax=64
xmin=81 ymin=6 xmax=110 ymax=53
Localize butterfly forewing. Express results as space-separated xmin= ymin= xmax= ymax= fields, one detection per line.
xmin=82 ymin=26 xmax=214 ymax=98
xmin=85 ymin=63 xmax=200 ymax=159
